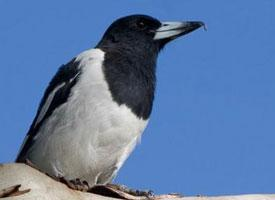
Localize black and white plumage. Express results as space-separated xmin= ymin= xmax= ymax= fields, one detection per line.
xmin=16 ymin=15 xmax=204 ymax=187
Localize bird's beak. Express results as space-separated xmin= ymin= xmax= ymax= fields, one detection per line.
xmin=154 ymin=21 xmax=205 ymax=40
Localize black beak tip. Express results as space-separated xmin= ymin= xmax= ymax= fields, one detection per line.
xmin=195 ymin=21 xmax=207 ymax=31
xmin=200 ymin=22 xmax=207 ymax=31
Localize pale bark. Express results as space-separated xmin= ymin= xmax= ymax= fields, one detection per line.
xmin=0 ymin=163 xmax=274 ymax=200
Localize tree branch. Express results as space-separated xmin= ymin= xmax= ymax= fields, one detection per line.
xmin=0 ymin=163 xmax=274 ymax=200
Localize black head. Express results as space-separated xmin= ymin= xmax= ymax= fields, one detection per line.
xmin=96 ymin=15 xmax=204 ymax=120
xmin=96 ymin=14 xmax=205 ymax=54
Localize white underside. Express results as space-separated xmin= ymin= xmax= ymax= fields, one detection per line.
xmin=26 ymin=49 xmax=148 ymax=186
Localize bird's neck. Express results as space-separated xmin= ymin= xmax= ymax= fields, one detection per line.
xmin=100 ymin=47 xmax=157 ymax=120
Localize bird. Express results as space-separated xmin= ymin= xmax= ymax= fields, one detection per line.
xmin=16 ymin=14 xmax=204 ymax=191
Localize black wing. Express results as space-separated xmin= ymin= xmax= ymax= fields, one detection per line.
xmin=16 ymin=58 xmax=81 ymax=162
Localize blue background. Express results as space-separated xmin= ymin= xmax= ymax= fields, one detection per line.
xmin=0 ymin=0 xmax=275 ymax=196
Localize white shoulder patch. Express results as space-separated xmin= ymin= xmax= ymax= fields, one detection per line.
xmin=75 ymin=48 xmax=105 ymax=64
xmin=34 ymin=49 xmax=104 ymax=128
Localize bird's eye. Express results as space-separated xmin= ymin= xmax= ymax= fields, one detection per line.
xmin=136 ymin=21 xmax=146 ymax=30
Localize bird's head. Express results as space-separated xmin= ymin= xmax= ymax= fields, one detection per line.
xmin=97 ymin=14 xmax=205 ymax=55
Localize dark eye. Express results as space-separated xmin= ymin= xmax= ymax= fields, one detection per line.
xmin=136 ymin=21 xmax=146 ymax=30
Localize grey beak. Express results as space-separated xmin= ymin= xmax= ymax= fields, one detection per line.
xmin=154 ymin=21 xmax=205 ymax=40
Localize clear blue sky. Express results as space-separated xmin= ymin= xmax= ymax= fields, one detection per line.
xmin=0 ymin=0 xmax=275 ymax=196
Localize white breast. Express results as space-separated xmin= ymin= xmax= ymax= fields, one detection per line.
xmin=28 ymin=48 xmax=148 ymax=186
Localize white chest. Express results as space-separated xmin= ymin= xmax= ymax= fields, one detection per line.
xmin=30 ymin=49 xmax=148 ymax=185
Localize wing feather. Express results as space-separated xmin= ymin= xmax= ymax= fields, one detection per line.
xmin=16 ymin=58 xmax=80 ymax=162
